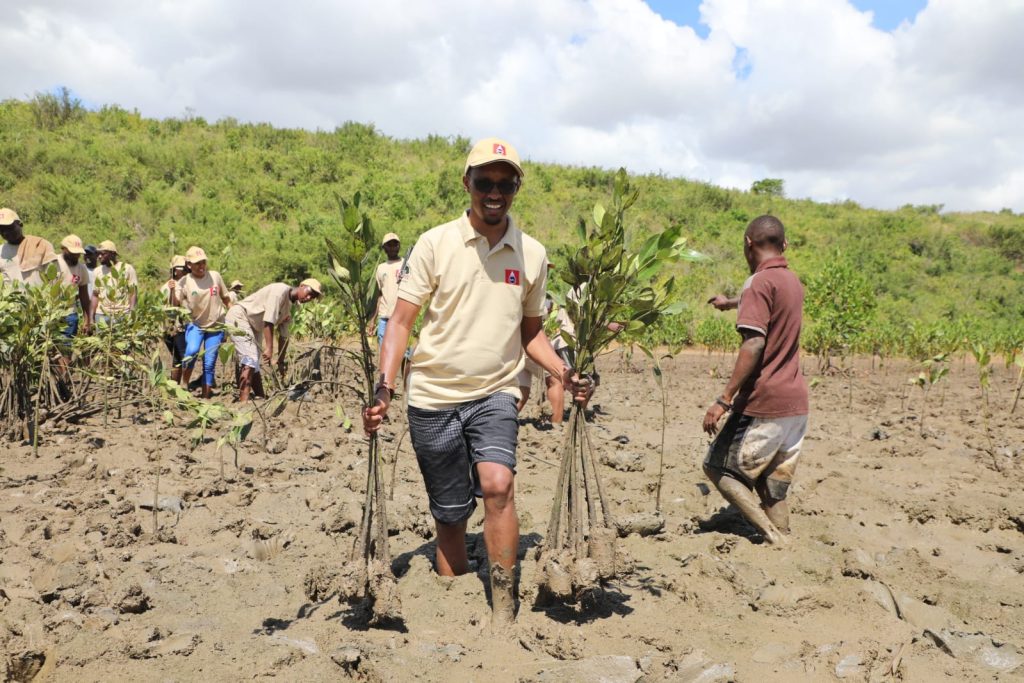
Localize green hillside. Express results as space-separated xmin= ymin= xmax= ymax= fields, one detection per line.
xmin=1 ymin=93 xmax=1022 ymax=358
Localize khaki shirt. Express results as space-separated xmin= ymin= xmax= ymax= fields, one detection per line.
xmin=375 ymin=259 xmax=404 ymax=320
xmin=398 ymin=212 xmax=548 ymax=410
xmin=94 ymin=262 xmax=138 ymax=315
xmin=0 ymin=240 xmax=57 ymax=287
xmin=178 ymin=270 xmax=228 ymax=329
xmin=237 ymin=283 xmax=292 ymax=341
xmin=56 ymin=254 xmax=89 ymax=315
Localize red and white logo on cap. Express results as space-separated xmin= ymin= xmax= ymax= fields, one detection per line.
xmin=493 ymin=143 xmax=506 ymax=156
xmin=505 ymin=269 xmax=520 ymax=286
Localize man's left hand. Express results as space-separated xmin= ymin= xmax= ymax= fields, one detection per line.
xmin=703 ymin=401 xmax=727 ymax=436
xmin=562 ymin=368 xmax=595 ymax=405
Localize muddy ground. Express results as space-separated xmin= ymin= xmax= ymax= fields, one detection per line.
xmin=2 ymin=351 xmax=1023 ymax=682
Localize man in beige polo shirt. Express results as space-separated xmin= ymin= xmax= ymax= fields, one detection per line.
xmin=363 ymin=138 xmax=589 ymax=628
xmin=172 ymin=246 xmax=232 ymax=398
xmin=90 ymin=240 xmax=138 ymax=325
xmin=226 ymin=279 xmax=321 ymax=402
xmin=372 ymin=232 xmax=403 ymax=350
xmin=0 ymin=208 xmax=58 ymax=287
xmin=56 ymin=234 xmax=92 ymax=339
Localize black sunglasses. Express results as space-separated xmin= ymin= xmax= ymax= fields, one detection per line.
xmin=471 ymin=177 xmax=520 ymax=195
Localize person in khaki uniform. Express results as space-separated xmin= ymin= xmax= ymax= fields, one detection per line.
xmin=362 ymin=138 xmax=590 ymax=629
xmin=372 ymin=232 xmax=403 ymax=349
xmin=160 ymin=256 xmax=189 ymax=383
xmin=55 ymin=234 xmax=92 ymax=338
xmin=170 ymin=246 xmax=231 ymax=397
xmin=0 ymin=208 xmax=58 ymax=287
xmin=227 ymin=280 xmax=244 ymax=305
xmin=226 ymin=279 xmax=321 ymax=402
xmin=90 ymin=240 xmax=138 ymax=325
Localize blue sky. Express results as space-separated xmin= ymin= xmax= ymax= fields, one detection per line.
xmin=1 ymin=0 xmax=1021 ymax=211
xmin=644 ymin=0 xmax=928 ymax=35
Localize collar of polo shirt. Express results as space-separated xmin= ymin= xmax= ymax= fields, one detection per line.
xmin=459 ymin=212 xmax=522 ymax=253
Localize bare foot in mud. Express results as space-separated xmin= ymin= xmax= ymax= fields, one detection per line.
xmin=489 ymin=563 xmax=516 ymax=631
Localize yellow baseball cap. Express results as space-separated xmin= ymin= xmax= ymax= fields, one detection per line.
xmin=60 ymin=234 xmax=86 ymax=254
xmin=229 ymin=280 xmax=243 ymax=290
xmin=170 ymin=255 xmax=186 ymax=269
xmin=381 ymin=232 xmax=400 ymax=246
xmin=98 ymin=240 xmax=118 ymax=253
xmin=300 ymin=278 xmax=322 ymax=295
xmin=0 ymin=208 xmax=20 ymax=226
xmin=464 ymin=137 xmax=523 ymax=177
xmin=184 ymin=246 xmax=207 ymax=263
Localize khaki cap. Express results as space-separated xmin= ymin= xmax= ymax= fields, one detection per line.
xmin=381 ymin=232 xmax=400 ymax=246
xmin=60 ymin=234 xmax=86 ymax=254
xmin=184 ymin=246 xmax=207 ymax=263
xmin=170 ymin=255 xmax=186 ymax=269
xmin=464 ymin=137 xmax=523 ymax=177
xmin=98 ymin=240 xmax=118 ymax=253
xmin=229 ymin=280 xmax=243 ymax=290
xmin=300 ymin=278 xmax=322 ymax=295
xmin=0 ymin=208 xmax=20 ymax=226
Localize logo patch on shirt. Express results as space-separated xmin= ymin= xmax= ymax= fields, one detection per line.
xmin=505 ymin=269 xmax=520 ymax=286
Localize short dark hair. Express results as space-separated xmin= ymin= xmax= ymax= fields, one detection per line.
xmin=746 ymin=215 xmax=786 ymax=251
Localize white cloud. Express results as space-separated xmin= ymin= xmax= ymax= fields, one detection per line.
xmin=0 ymin=0 xmax=1021 ymax=211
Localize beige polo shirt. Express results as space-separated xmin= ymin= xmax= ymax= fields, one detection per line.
xmin=94 ymin=262 xmax=138 ymax=315
xmin=398 ymin=212 xmax=548 ymax=410
xmin=178 ymin=270 xmax=228 ymax=329
xmin=237 ymin=283 xmax=292 ymax=341
xmin=375 ymin=259 xmax=404 ymax=320
xmin=56 ymin=254 xmax=89 ymax=314
xmin=1 ymin=240 xmax=57 ymax=287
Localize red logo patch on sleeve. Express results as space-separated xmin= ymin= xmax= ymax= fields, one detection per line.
xmin=505 ymin=269 xmax=520 ymax=286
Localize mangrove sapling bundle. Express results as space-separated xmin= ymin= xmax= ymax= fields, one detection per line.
xmin=538 ymin=169 xmax=706 ymax=602
xmin=0 ymin=266 xmax=89 ymax=445
xmin=304 ymin=193 xmax=402 ymax=625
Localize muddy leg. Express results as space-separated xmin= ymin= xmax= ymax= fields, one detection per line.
xmin=755 ymin=480 xmax=790 ymax=535
xmin=703 ymin=464 xmax=787 ymax=546
xmin=478 ymin=462 xmax=518 ymax=627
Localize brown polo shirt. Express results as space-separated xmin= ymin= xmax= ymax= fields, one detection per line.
xmin=398 ymin=212 xmax=548 ymax=410
xmin=734 ymin=256 xmax=808 ymax=418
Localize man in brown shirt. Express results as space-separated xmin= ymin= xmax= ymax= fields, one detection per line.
xmin=702 ymin=215 xmax=808 ymax=546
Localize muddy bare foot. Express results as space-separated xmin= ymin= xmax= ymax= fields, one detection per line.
xmin=490 ymin=563 xmax=516 ymax=631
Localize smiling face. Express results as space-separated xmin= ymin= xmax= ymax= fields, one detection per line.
xmin=189 ymin=260 xmax=207 ymax=278
xmin=463 ymin=163 xmax=521 ymax=229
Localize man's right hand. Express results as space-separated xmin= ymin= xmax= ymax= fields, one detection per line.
xmin=362 ymin=386 xmax=392 ymax=434
xmin=707 ymin=294 xmax=735 ymax=311
xmin=166 ymin=278 xmax=176 ymax=290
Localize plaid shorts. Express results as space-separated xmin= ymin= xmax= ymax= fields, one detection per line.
xmin=407 ymin=392 xmax=519 ymax=525
xmin=705 ymin=412 xmax=807 ymax=500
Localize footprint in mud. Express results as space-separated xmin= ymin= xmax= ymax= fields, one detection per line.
xmin=249 ymin=530 xmax=294 ymax=562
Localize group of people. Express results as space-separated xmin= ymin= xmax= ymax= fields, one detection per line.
xmin=0 ymin=208 xmax=322 ymax=402
xmin=362 ymin=138 xmax=809 ymax=628
xmin=4 ymin=136 xmax=809 ymax=630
